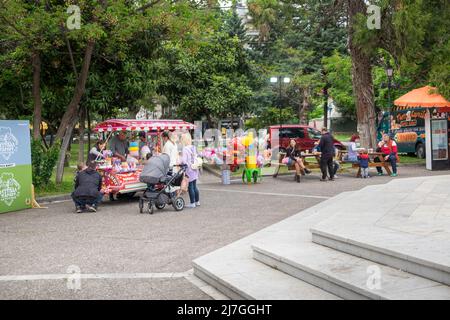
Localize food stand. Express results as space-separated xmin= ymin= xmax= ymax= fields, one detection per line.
xmin=394 ymin=86 xmax=450 ymax=170
xmin=93 ymin=119 xmax=195 ymax=200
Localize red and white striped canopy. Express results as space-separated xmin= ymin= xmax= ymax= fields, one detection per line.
xmin=93 ymin=119 xmax=196 ymax=132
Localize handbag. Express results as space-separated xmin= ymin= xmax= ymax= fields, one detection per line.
xmin=190 ymin=147 xmax=203 ymax=170
xmin=180 ymin=175 xmax=189 ymax=193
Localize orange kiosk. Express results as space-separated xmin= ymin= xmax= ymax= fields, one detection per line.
xmin=394 ymin=86 xmax=450 ymax=170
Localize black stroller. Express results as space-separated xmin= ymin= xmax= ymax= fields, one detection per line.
xmin=139 ymin=154 xmax=186 ymax=214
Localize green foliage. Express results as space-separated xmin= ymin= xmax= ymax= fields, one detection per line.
xmin=322 ymin=52 xmax=355 ymax=117
xmin=31 ymin=140 xmax=59 ymax=188
xmin=157 ymin=33 xmax=261 ymax=123
xmin=352 ymin=0 xmax=449 ymax=100
xmin=245 ymin=107 xmax=298 ymax=130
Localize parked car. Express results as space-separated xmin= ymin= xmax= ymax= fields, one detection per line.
xmin=268 ymin=125 xmax=345 ymax=152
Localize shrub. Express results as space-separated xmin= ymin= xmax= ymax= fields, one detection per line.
xmin=31 ymin=139 xmax=59 ymax=188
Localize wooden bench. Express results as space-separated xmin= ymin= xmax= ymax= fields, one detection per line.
xmin=272 ymin=152 xmax=321 ymax=179
xmin=338 ymin=151 xmax=392 ymax=177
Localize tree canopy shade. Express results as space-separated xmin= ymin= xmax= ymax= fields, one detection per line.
xmin=1 ymin=0 xmax=449 ymax=184
xmin=157 ymin=33 xmax=261 ymax=126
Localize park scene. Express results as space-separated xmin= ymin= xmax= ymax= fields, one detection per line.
xmin=0 ymin=0 xmax=449 ymax=301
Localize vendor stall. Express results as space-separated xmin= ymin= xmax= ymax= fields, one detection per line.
xmin=93 ymin=119 xmax=195 ymax=200
xmin=394 ymin=86 xmax=450 ymax=170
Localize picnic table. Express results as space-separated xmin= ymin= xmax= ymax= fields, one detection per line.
xmin=272 ymin=151 xmax=322 ymax=178
xmin=338 ymin=150 xmax=392 ymax=177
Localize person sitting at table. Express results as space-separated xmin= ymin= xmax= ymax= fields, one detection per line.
xmin=375 ymin=133 xmax=398 ymax=177
xmin=343 ymin=134 xmax=360 ymax=162
xmin=285 ymin=139 xmax=311 ymax=183
xmin=110 ymin=131 xmax=129 ymax=162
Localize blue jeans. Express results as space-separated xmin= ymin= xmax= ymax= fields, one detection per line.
xmin=376 ymin=155 xmax=397 ymax=174
xmin=188 ymin=180 xmax=199 ymax=204
xmin=73 ymin=194 xmax=103 ymax=208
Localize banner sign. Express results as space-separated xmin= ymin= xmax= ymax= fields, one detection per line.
xmin=0 ymin=120 xmax=32 ymax=213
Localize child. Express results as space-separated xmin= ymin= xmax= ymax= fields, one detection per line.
xmin=358 ymin=149 xmax=370 ymax=178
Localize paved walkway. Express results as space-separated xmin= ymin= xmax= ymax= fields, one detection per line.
xmin=0 ymin=165 xmax=447 ymax=299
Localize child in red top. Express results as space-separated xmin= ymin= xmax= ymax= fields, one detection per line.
xmin=358 ymin=149 xmax=370 ymax=178
xmin=376 ymin=134 xmax=398 ymax=177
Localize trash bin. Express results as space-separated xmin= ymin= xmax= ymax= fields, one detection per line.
xmin=221 ymin=169 xmax=231 ymax=185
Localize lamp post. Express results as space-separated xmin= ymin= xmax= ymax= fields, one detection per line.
xmin=381 ymin=63 xmax=398 ymax=132
xmin=270 ymin=76 xmax=291 ymax=127
xmin=385 ymin=64 xmax=394 ymax=113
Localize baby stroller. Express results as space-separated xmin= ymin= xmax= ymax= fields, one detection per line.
xmin=139 ymin=154 xmax=186 ymax=214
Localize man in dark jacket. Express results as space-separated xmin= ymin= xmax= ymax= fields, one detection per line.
xmin=317 ymin=127 xmax=335 ymax=181
xmin=72 ymin=161 xmax=103 ymax=213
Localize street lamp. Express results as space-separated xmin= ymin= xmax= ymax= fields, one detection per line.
xmin=381 ymin=63 xmax=399 ymax=132
xmin=270 ymin=76 xmax=291 ymax=127
xmin=385 ymin=63 xmax=394 ymax=113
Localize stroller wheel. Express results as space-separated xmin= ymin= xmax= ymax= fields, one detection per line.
xmin=139 ymin=198 xmax=144 ymax=213
xmin=155 ymin=203 xmax=166 ymax=210
xmin=172 ymin=197 xmax=185 ymax=211
xmin=147 ymin=202 xmax=154 ymax=214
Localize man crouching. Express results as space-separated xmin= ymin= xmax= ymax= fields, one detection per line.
xmin=72 ymin=161 xmax=103 ymax=213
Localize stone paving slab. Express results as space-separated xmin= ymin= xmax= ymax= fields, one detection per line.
xmin=253 ymin=237 xmax=450 ymax=300
xmin=311 ymin=175 xmax=450 ymax=284
xmin=192 ymin=191 xmax=363 ymax=299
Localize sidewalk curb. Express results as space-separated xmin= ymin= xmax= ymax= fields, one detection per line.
xmin=37 ymin=194 xmax=72 ymax=203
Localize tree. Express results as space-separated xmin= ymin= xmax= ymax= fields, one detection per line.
xmin=157 ymin=34 xmax=260 ymax=126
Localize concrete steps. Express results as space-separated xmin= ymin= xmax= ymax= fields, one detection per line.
xmin=253 ymin=238 xmax=450 ymax=300
xmin=192 ymin=192 xmax=355 ymax=300
xmin=310 ymin=227 xmax=450 ymax=286
xmin=310 ymin=176 xmax=450 ymax=285
xmin=192 ymin=176 xmax=450 ymax=299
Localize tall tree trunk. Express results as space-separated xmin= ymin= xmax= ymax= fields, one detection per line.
xmin=87 ymin=105 xmax=91 ymax=152
xmin=78 ymin=105 xmax=85 ymax=164
xmin=299 ymin=88 xmax=310 ymax=125
xmin=32 ymin=51 xmax=42 ymax=141
xmin=56 ymin=117 xmax=77 ymax=185
xmin=127 ymin=106 xmax=139 ymax=119
xmin=55 ymin=40 xmax=95 ymax=184
xmin=348 ymin=0 xmax=377 ymax=148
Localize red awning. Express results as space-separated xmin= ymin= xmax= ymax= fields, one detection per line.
xmin=93 ymin=119 xmax=196 ymax=132
xmin=394 ymin=86 xmax=450 ymax=108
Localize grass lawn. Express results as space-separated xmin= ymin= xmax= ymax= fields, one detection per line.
xmin=35 ymin=142 xmax=88 ymax=198
xmin=333 ymin=133 xmax=352 ymax=142
xmin=398 ymin=154 xmax=426 ymax=165
xmin=35 ymin=169 xmax=75 ymax=198
xmin=69 ymin=142 xmax=90 ymax=166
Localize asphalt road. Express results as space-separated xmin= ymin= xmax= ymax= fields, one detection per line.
xmin=0 ymin=165 xmax=448 ymax=299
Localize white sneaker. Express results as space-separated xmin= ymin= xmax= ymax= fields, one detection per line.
xmin=186 ymin=203 xmax=196 ymax=208
xmin=196 ymin=202 xmax=200 ymax=207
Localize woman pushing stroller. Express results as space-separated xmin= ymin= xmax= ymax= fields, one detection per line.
xmin=138 ymin=151 xmax=186 ymax=213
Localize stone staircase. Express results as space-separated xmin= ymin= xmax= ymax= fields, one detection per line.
xmin=192 ymin=176 xmax=450 ymax=300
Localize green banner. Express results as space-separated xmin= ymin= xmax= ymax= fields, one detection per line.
xmin=0 ymin=120 xmax=32 ymax=213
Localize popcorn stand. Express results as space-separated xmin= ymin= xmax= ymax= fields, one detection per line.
xmin=93 ymin=119 xmax=195 ymax=200
xmin=394 ymin=86 xmax=450 ymax=171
